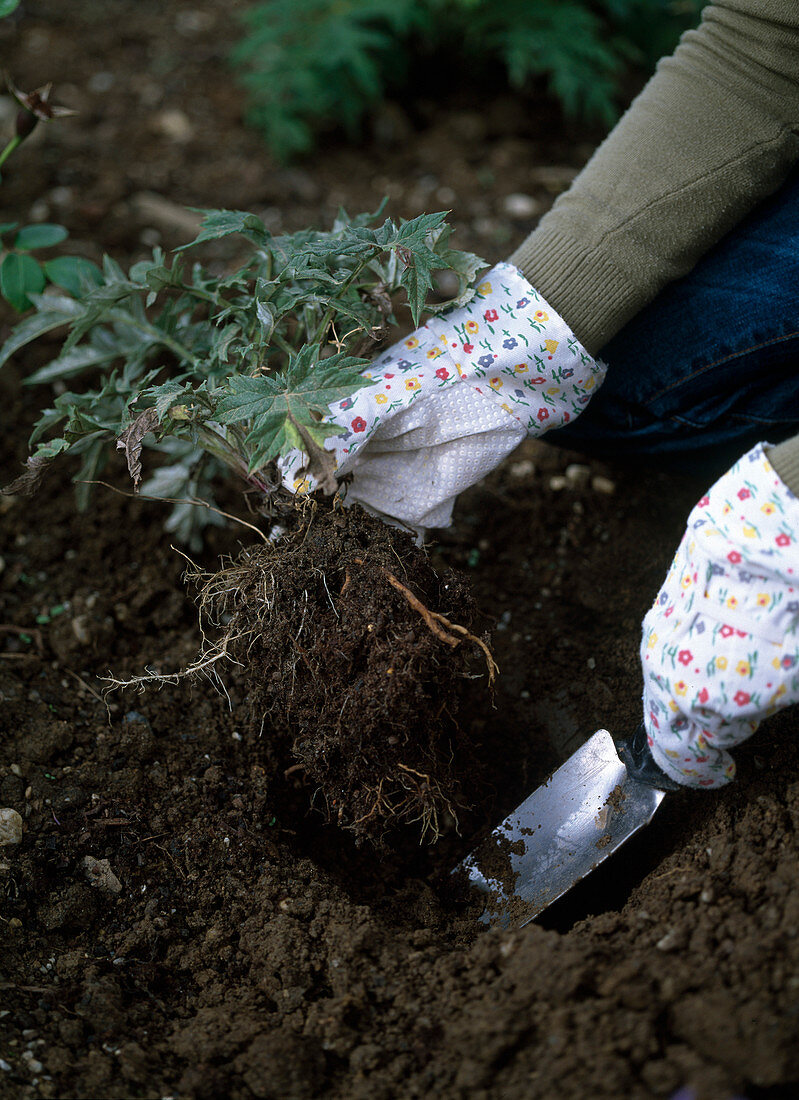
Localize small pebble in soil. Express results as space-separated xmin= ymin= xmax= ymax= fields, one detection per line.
xmin=592 ymin=475 xmax=616 ymax=494
xmin=655 ymin=927 xmax=682 ymax=952
xmin=154 ymin=108 xmax=194 ymax=143
xmin=509 ymin=459 xmax=536 ymax=479
xmin=82 ymin=856 xmax=123 ymax=895
xmin=0 ymin=808 xmax=23 ymax=846
xmin=71 ymin=615 xmax=92 ymax=644
xmin=565 ymin=463 xmax=591 ymax=486
xmin=21 ymin=1051 xmax=43 ymax=1074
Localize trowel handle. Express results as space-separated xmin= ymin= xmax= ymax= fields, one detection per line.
xmin=614 ymin=724 xmax=682 ymax=792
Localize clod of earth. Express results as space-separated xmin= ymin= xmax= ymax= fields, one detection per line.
xmin=113 ymin=501 xmax=495 ymax=846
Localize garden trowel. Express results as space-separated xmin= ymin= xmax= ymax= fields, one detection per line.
xmin=457 ymin=725 xmax=680 ymax=928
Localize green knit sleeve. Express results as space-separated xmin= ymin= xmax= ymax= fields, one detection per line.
xmin=769 ymin=435 xmax=799 ymax=499
xmin=509 ymin=1 xmax=799 ymax=355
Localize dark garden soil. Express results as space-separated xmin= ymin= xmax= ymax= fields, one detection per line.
xmin=2 ymin=4 xmax=799 ymax=1099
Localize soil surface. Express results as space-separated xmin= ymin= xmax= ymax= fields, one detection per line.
xmin=2 ymin=4 xmax=799 ymax=1100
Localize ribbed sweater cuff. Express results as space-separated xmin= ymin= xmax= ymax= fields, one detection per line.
xmin=767 ymin=434 xmax=799 ymax=498
xmin=509 ymin=227 xmax=638 ymax=356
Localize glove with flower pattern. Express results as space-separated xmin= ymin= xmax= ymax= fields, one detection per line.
xmin=641 ymin=442 xmax=799 ymax=787
xmin=280 ymin=262 xmax=606 ymax=530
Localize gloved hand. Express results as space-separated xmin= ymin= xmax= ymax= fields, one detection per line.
xmin=280 ymin=262 xmax=606 ymax=530
xmin=641 ymin=442 xmax=799 ymax=787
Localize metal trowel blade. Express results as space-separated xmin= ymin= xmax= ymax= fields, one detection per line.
xmin=456 ymin=728 xmax=667 ymax=928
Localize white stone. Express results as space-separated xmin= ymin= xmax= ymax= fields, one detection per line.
xmin=0 ymin=809 xmax=23 ymax=847
xmin=591 ymin=475 xmax=616 ymax=495
xmin=565 ymin=463 xmax=591 ymax=485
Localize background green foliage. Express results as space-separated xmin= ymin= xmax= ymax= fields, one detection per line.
xmin=232 ymin=0 xmax=705 ymax=161
xmin=0 ymin=222 xmax=101 ymax=311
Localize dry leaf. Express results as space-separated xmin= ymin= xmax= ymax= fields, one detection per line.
xmin=117 ymin=407 xmax=160 ymax=490
xmin=2 ymin=451 xmax=57 ymax=496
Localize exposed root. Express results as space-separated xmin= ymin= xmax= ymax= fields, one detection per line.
xmin=102 ymin=501 xmax=490 ymax=846
xmin=380 ymin=567 xmax=498 ymax=685
xmin=102 ymin=628 xmax=250 ymax=695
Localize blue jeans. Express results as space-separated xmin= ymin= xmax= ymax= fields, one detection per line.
xmin=549 ymin=166 xmax=799 ymax=476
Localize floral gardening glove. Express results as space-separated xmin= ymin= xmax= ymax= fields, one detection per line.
xmin=280 ymin=262 xmax=606 ymax=529
xmin=641 ymin=442 xmax=799 ymax=788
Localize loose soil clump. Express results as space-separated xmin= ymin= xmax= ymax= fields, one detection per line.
xmin=179 ymin=501 xmax=493 ymax=845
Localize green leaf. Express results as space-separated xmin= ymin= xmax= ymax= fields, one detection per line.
xmin=43 ymin=256 xmax=104 ymax=297
xmin=215 ymin=347 xmax=370 ymax=470
xmin=0 ymin=0 xmax=21 ymax=18
xmin=145 ymin=380 xmax=198 ymax=421
xmin=0 ymin=253 xmax=46 ymax=311
xmin=140 ymin=450 xmax=227 ymax=551
xmin=13 ymin=223 xmax=70 ymax=251
xmin=25 ymin=343 xmax=121 ymax=386
xmin=0 ymin=221 xmax=19 ymax=237
xmin=177 ymin=209 xmax=269 ymax=250
xmin=394 ymin=242 xmax=439 ymax=326
xmin=0 ymin=295 xmax=82 ymax=368
xmin=394 ymin=211 xmax=449 ymax=241
xmin=71 ymin=433 xmax=111 ymax=511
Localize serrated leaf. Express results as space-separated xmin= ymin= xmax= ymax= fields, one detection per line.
xmin=43 ymin=256 xmax=104 ymax=297
xmin=396 ymin=245 xmax=438 ymax=327
xmin=13 ymin=223 xmax=69 ymax=251
xmin=215 ymin=347 xmax=370 ymax=470
xmin=130 ymin=250 xmax=185 ymax=293
xmin=177 ymin=209 xmax=269 ymax=250
xmin=0 ymin=252 xmax=45 ymax=311
xmin=394 ymin=211 xmax=449 ymax=242
xmin=145 ymin=380 xmax=198 ymax=421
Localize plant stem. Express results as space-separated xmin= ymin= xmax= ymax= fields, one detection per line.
xmin=270 ymin=330 xmax=295 ymax=358
xmin=176 ymin=284 xmax=218 ymax=305
xmin=196 ymin=424 xmax=247 ymax=475
xmin=0 ymin=135 xmax=22 ymax=173
xmin=310 ymin=254 xmax=374 ymax=346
